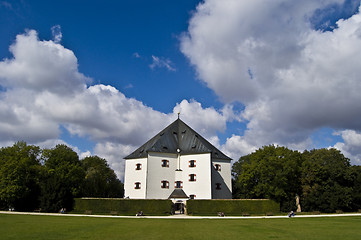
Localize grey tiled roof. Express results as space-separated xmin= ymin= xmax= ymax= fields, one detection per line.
xmin=168 ymin=188 xmax=189 ymax=199
xmin=124 ymin=118 xmax=231 ymax=160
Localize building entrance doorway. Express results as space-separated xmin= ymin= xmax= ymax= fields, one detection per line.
xmin=172 ymin=201 xmax=185 ymax=214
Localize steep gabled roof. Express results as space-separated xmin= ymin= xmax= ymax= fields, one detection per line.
xmin=168 ymin=188 xmax=189 ymax=199
xmin=124 ymin=118 xmax=231 ymax=160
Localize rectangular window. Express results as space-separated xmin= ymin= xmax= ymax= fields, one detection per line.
xmin=161 ymin=159 xmax=169 ymax=167
xmin=135 ymin=182 xmax=141 ymax=189
xmin=215 ymin=183 xmax=221 ymax=190
xmin=189 ymin=160 xmax=196 ymax=167
xmin=189 ymin=174 xmax=196 ymax=182
xmin=214 ymin=164 xmax=221 ymax=171
xmin=189 ymin=195 xmax=196 ymax=199
xmin=161 ymin=180 xmax=169 ymax=189
xmin=175 ymin=181 xmax=183 ymax=188
xmin=135 ymin=163 xmax=142 ymax=170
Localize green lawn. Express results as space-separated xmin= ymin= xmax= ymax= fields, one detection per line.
xmin=1 ymin=214 xmax=361 ymax=240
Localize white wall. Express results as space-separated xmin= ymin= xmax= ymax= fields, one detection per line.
xmin=146 ymin=152 xmax=177 ymax=199
xmin=180 ymin=153 xmax=212 ymax=199
xmin=124 ymin=158 xmax=147 ymax=199
xmin=124 ymin=153 xmax=231 ymax=200
xmin=211 ymin=158 xmax=232 ymax=199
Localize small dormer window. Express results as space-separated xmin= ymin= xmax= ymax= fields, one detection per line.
xmin=135 ymin=163 xmax=142 ymax=170
xmin=215 ymin=183 xmax=221 ymax=190
xmin=161 ymin=159 xmax=169 ymax=168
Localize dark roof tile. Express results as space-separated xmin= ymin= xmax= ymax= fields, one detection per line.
xmin=124 ymin=118 xmax=231 ymax=160
xmin=168 ymin=189 xmax=189 ymax=199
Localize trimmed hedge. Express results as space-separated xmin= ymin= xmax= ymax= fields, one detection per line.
xmin=186 ymin=199 xmax=280 ymax=216
xmin=73 ymin=198 xmax=173 ymax=216
xmin=74 ymin=198 xmax=279 ymax=216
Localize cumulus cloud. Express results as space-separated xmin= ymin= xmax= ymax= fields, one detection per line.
xmin=0 ymin=29 xmax=234 ymax=180
xmin=0 ymin=88 xmax=60 ymax=143
xmin=221 ymin=135 xmax=258 ymax=162
xmin=333 ymin=130 xmax=361 ymax=165
xmin=0 ymin=30 xmax=89 ymax=94
xmin=181 ymin=0 xmax=361 ymax=163
xmin=173 ymin=99 xmax=228 ymax=137
xmin=94 ymin=142 xmax=136 ymax=180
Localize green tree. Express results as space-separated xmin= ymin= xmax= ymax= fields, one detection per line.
xmin=81 ymin=156 xmax=124 ymax=198
xmin=301 ymin=148 xmax=353 ymax=213
xmin=232 ymin=145 xmax=303 ymax=211
xmin=0 ymin=141 xmax=42 ymax=211
xmin=40 ymin=144 xmax=85 ymax=212
xmin=349 ymin=165 xmax=361 ymax=211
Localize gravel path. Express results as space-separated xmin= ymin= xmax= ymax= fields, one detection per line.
xmin=1 ymin=211 xmax=361 ymax=219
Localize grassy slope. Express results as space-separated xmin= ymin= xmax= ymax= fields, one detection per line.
xmin=1 ymin=214 xmax=361 ymax=240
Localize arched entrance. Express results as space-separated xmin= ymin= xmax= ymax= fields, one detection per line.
xmin=168 ymin=189 xmax=188 ymax=215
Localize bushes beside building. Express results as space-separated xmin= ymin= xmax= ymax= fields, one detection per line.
xmin=187 ymin=199 xmax=279 ymax=216
xmin=73 ymin=198 xmax=173 ymax=215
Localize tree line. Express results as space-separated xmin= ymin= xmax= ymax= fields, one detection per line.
xmin=232 ymin=145 xmax=361 ymax=213
xmin=2 ymin=141 xmax=360 ymax=214
xmin=0 ymin=142 xmax=124 ymax=212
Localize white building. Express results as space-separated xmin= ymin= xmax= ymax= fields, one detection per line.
xmin=124 ymin=118 xmax=232 ymax=200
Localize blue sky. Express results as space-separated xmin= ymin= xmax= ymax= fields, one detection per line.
xmin=1 ymin=0 xmax=361 ymax=179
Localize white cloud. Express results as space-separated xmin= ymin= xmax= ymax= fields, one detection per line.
xmin=51 ymin=25 xmax=62 ymax=44
xmin=94 ymin=142 xmax=136 ymax=181
xmin=33 ymin=84 xmax=172 ymax=146
xmin=0 ymin=29 xmax=236 ymax=179
xmin=35 ymin=138 xmax=91 ymax=158
xmin=173 ymin=99 xmax=228 ymax=138
xmin=0 ymin=30 xmax=89 ymax=94
xmin=149 ymin=55 xmax=176 ymax=71
xmin=333 ymin=130 xmax=361 ymax=165
xmin=181 ymin=0 xmax=361 ymax=161
xmin=0 ymin=89 xmax=60 ymax=143
xmin=221 ymin=135 xmax=258 ymax=162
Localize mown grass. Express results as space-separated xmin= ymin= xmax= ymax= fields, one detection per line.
xmin=1 ymin=213 xmax=361 ymax=240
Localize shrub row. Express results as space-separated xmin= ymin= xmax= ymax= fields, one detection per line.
xmin=73 ymin=198 xmax=173 ymax=216
xmin=186 ymin=199 xmax=280 ymax=216
xmin=74 ymin=198 xmax=279 ymax=216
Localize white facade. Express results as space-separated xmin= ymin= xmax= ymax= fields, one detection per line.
xmin=124 ymin=152 xmax=232 ymax=199
xmin=124 ymin=118 xmax=232 ymax=200
xmin=211 ymin=159 xmax=232 ymax=199
xmin=124 ymin=157 xmax=147 ymax=199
